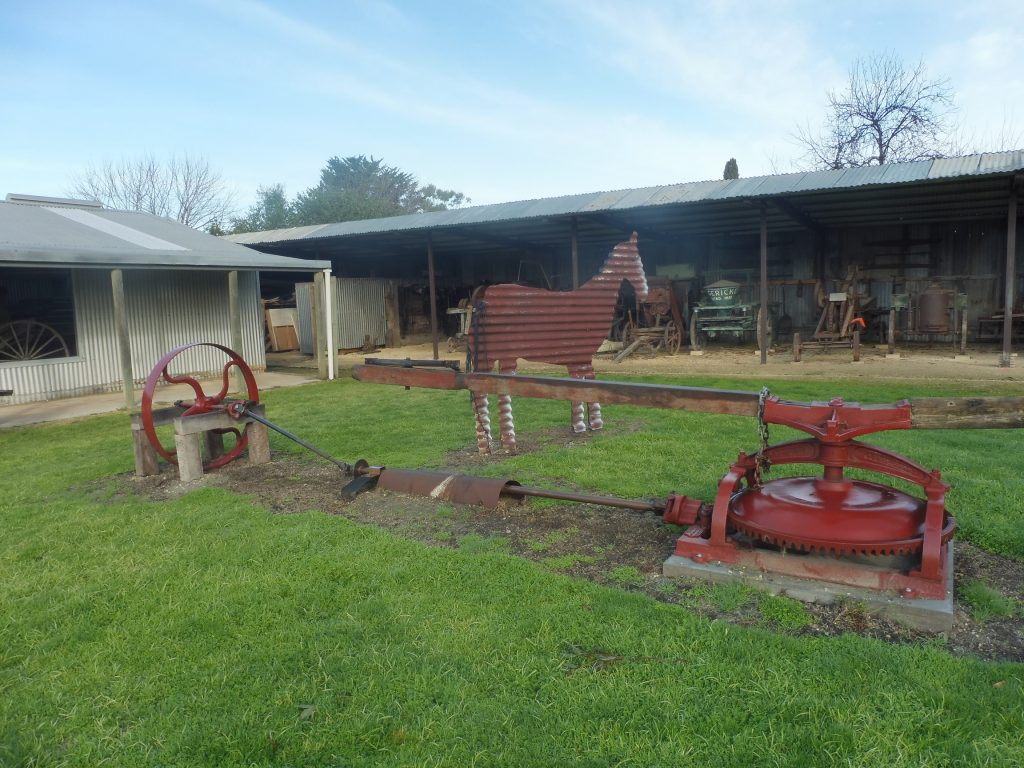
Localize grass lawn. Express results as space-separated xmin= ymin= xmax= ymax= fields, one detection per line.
xmin=1 ymin=374 xmax=1023 ymax=766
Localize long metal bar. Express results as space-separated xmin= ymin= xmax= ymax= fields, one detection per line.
xmin=239 ymin=405 xmax=352 ymax=472
xmin=503 ymin=484 xmax=663 ymax=512
xmin=351 ymin=363 xmax=1024 ymax=429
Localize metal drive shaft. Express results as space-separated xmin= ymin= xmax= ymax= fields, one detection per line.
xmin=231 ymin=402 xmax=353 ymax=473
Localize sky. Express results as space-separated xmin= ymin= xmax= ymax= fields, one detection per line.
xmin=1 ymin=0 xmax=1022 ymax=216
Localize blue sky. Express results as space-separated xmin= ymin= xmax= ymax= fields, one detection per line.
xmin=1 ymin=0 xmax=1022 ymax=214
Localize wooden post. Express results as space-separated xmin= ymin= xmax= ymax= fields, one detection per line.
xmin=852 ymin=330 xmax=861 ymax=362
xmin=323 ymin=269 xmax=335 ymax=380
xmin=571 ymin=217 xmax=579 ymax=289
xmin=427 ymin=232 xmax=439 ymax=360
xmin=313 ymin=271 xmax=327 ymax=379
xmin=888 ymin=307 xmax=896 ymax=355
xmin=384 ymin=280 xmax=401 ymax=348
xmin=759 ymin=203 xmax=768 ymax=365
xmin=228 ymin=270 xmax=243 ymax=392
xmin=961 ymin=306 xmax=968 ymax=356
xmin=110 ymin=269 xmax=134 ymax=409
xmin=792 ymin=331 xmax=801 ymax=363
xmin=174 ymin=432 xmax=204 ymax=482
xmin=1001 ymin=189 xmax=1018 ymax=367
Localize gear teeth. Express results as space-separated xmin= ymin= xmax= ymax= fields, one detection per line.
xmin=729 ymin=518 xmax=925 ymax=557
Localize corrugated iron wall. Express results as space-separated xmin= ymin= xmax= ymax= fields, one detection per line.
xmin=0 ymin=269 xmax=264 ymax=405
xmin=295 ymin=278 xmax=390 ymax=353
xmin=334 ymin=278 xmax=387 ymax=348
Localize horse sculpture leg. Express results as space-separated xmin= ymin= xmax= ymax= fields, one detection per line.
xmin=473 ymin=393 xmax=492 ymax=454
xmin=583 ymin=365 xmax=603 ymax=430
xmin=497 ymin=362 xmax=517 ymax=452
xmin=567 ymin=364 xmax=588 ymax=433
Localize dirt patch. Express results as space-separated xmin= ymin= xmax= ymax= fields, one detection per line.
xmin=110 ymin=446 xmax=1024 ymax=663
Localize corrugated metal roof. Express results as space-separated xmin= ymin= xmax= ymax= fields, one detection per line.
xmin=222 ymin=150 xmax=1024 ymax=248
xmin=0 ymin=199 xmax=329 ymax=271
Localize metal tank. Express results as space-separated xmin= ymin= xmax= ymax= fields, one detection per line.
xmin=917 ymin=283 xmax=951 ymax=333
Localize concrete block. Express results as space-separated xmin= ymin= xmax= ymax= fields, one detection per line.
xmin=885 ymin=353 xmax=901 ymax=360
xmin=689 ymin=350 xmax=705 ymax=356
xmin=174 ymin=432 xmax=204 ymax=482
xmin=663 ymin=544 xmax=954 ymax=633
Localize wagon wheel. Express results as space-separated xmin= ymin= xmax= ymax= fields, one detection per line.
xmin=622 ymin=319 xmax=637 ymax=345
xmin=0 ymin=320 xmax=70 ymax=361
xmin=663 ymin=320 xmax=682 ymax=355
xmin=140 ymin=342 xmax=260 ymax=470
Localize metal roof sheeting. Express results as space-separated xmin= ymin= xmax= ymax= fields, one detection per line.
xmin=224 ymin=151 xmax=1024 ymax=248
xmin=0 ymin=199 xmax=329 ymax=271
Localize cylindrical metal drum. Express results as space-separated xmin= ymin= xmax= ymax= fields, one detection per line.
xmin=918 ymin=283 xmax=950 ymax=333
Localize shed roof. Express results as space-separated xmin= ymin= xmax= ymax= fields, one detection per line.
xmin=225 ymin=150 xmax=1024 ymax=263
xmin=0 ymin=196 xmax=330 ymax=272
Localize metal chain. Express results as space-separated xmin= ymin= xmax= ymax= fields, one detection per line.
xmin=753 ymin=386 xmax=772 ymax=486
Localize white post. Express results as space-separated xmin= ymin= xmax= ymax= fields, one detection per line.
xmin=323 ymin=267 xmax=335 ymax=380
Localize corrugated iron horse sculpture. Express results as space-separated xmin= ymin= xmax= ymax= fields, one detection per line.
xmin=468 ymin=232 xmax=649 ymax=453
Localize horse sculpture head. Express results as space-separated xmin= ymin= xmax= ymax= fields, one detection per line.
xmin=601 ymin=231 xmax=649 ymax=302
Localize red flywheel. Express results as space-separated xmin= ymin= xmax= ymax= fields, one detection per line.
xmin=140 ymin=342 xmax=260 ymax=470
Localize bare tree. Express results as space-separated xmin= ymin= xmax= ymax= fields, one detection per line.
xmin=794 ymin=53 xmax=959 ymax=170
xmin=70 ymin=154 xmax=234 ymax=232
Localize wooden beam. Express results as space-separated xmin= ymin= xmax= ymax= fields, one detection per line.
xmin=427 ymin=231 xmax=439 ymax=360
xmin=228 ymin=270 xmax=243 ymax=391
xmin=1001 ymin=188 xmax=1018 ymax=367
xmin=323 ymin=268 xmax=335 ymax=380
xmin=110 ymin=269 xmax=134 ymax=409
xmin=571 ymin=216 xmax=579 ymax=289
xmin=759 ymin=203 xmax=768 ymax=365
xmin=771 ymin=197 xmax=823 ymax=233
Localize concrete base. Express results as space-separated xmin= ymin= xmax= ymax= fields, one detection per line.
xmin=953 ymin=355 xmax=972 ymax=362
xmin=689 ymin=350 xmax=705 ymax=356
xmin=885 ymin=353 xmax=901 ymax=360
xmin=663 ymin=544 xmax=954 ymax=633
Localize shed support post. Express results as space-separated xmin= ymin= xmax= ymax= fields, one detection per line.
xmin=427 ymin=232 xmax=439 ymax=360
xmin=385 ymin=280 xmax=401 ymax=348
xmin=313 ymin=271 xmax=327 ymax=379
xmin=759 ymin=203 xmax=768 ymax=365
xmin=1001 ymin=189 xmax=1018 ymax=367
xmin=571 ymin=217 xmax=579 ymax=289
xmin=228 ymin=270 xmax=244 ymax=392
xmin=110 ymin=268 xmax=134 ymax=409
xmin=323 ymin=268 xmax=335 ymax=380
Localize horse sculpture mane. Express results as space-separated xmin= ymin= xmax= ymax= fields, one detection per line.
xmin=468 ymin=232 xmax=649 ymax=453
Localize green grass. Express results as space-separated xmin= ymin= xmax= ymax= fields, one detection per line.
xmin=1 ymin=375 xmax=1023 ymax=765
xmin=758 ymin=594 xmax=815 ymax=630
xmin=607 ymin=565 xmax=645 ymax=587
xmin=961 ymin=580 xmax=1020 ymax=623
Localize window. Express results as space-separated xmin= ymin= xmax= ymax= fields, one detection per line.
xmin=0 ymin=268 xmax=78 ymax=361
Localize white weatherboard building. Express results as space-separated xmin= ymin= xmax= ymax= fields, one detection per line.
xmin=0 ymin=194 xmax=330 ymax=406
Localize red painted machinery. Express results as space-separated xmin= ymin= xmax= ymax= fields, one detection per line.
xmin=666 ymin=394 xmax=954 ymax=598
xmin=351 ymin=361 xmax=1023 ymax=601
xmin=136 ymin=344 xmax=1024 ymax=604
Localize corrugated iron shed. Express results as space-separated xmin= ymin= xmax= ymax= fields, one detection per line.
xmin=226 ymin=150 xmax=1024 ymax=259
xmin=1 ymin=196 xmax=329 ymax=271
